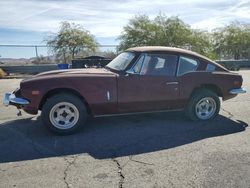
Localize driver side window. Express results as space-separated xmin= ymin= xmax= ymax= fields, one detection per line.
xmin=132 ymin=53 xmax=178 ymax=76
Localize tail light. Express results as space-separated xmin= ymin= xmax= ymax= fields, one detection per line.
xmin=233 ymin=79 xmax=242 ymax=88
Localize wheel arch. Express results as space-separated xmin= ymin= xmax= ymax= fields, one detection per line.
xmin=39 ymin=88 xmax=92 ymax=115
xmin=185 ymin=84 xmax=221 ymax=121
xmin=190 ymin=84 xmax=223 ymax=99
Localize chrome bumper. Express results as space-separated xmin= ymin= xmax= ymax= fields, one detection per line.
xmin=3 ymin=92 xmax=29 ymax=107
xmin=229 ymin=88 xmax=247 ymax=95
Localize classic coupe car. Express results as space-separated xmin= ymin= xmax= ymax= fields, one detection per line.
xmin=3 ymin=46 xmax=246 ymax=134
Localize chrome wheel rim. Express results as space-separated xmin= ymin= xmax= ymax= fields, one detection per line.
xmin=49 ymin=102 xmax=79 ymax=130
xmin=195 ymin=97 xmax=216 ymax=120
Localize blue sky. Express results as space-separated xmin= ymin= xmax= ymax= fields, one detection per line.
xmin=0 ymin=0 xmax=250 ymax=58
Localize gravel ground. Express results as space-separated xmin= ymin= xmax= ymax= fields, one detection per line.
xmin=0 ymin=70 xmax=249 ymax=188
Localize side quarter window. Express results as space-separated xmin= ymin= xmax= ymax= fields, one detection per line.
xmin=177 ymin=56 xmax=199 ymax=76
xmin=206 ymin=63 xmax=216 ymax=72
xmin=132 ymin=54 xmax=145 ymax=74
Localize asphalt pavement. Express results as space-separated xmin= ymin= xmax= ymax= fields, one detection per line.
xmin=0 ymin=71 xmax=250 ymax=188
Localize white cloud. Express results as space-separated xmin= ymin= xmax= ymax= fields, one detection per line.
xmin=0 ymin=0 xmax=250 ymax=37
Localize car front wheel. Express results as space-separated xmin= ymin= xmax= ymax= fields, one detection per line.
xmin=41 ymin=93 xmax=87 ymax=135
xmin=185 ymin=89 xmax=220 ymax=121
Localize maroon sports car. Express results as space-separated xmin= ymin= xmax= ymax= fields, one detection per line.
xmin=3 ymin=46 xmax=246 ymax=134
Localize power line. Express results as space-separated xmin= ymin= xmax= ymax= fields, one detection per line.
xmin=0 ymin=44 xmax=118 ymax=48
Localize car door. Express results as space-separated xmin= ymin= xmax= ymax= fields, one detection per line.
xmin=117 ymin=53 xmax=181 ymax=113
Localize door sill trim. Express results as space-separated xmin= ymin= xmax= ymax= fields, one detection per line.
xmin=94 ymin=108 xmax=184 ymax=118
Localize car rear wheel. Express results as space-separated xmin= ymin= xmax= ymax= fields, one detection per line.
xmin=185 ymin=89 xmax=220 ymax=121
xmin=41 ymin=93 xmax=87 ymax=135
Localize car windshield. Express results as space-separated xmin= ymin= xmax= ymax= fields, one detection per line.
xmin=106 ymin=52 xmax=135 ymax=71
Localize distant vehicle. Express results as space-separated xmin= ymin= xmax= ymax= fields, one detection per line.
xmin=3 ymin=46 xmax=246 ymax=134
xmin=71 ymin=55 xmax=112 ymax=68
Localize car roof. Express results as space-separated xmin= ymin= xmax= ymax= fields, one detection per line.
xmin=126 ymin=46 xmax=228 ymax=71
xmin=127 ymin=46 xmax=211 ymax=61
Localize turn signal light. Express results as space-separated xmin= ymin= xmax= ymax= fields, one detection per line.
xmin=233 ymin=81 xmax=241 ymax=88
xmin=31 ymin=90 xmax=39 ymax=95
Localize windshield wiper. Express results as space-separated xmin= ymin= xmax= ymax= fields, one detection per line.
xmin=104 ymin=65 xmax=110 ymax=70
xmin=104 ymin=66 xmax=114 ymax=71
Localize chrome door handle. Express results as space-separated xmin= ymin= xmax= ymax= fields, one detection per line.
xmin=166 ymin=82 xmax=179 ymax=85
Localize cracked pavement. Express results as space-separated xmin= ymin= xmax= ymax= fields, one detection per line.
xmin=112 ymin=158 xmax=125 ymax=188
xmin=0 ymin=70 xmax=250 ymax=188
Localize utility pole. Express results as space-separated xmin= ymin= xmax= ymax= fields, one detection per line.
xmin=35 ymin=46 xmax=38 ymax=58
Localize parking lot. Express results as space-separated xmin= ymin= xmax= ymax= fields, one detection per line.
xmin=0 ymin=70 xmax=250 ymax=188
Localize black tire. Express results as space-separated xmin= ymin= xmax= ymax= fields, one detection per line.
xmin=185 ymin=89 xmax=220 ymax=121
xmin=41 ymin=93 xmax=87 ymax=135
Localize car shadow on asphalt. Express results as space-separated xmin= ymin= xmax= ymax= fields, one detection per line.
xmin=0 ymin=112 xmax=248 ymax=163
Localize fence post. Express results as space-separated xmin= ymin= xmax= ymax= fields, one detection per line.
xmin=35 ymin=46 xmax=38 ymax=58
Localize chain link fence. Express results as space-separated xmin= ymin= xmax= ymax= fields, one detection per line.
xmin=0 ymin=44 xmax=119 ymax=65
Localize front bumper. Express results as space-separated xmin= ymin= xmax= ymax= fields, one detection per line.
xmin=229 ymin=88 xmax=247 ymax=95
xmin=3 ymin=92 xmax=30 ymax=107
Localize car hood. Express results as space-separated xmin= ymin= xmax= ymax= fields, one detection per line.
xmin=34 ymin=68 xmax=116 ymax=77
xmin=21 ymin=68 xmax=117 ymax=85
